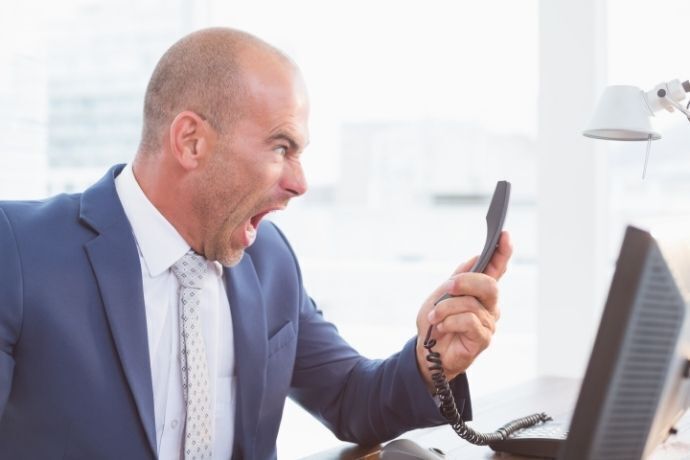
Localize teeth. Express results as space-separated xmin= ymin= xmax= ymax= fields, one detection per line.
xmin=246 ymin=224 xmax=257 ymax=245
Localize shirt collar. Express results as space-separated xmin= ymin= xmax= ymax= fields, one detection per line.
xmin=114 ymin=163 xmax=223 ymax=278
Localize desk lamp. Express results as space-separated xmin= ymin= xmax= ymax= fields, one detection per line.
xmin=583 ymin=79 xmax=690 ymax=177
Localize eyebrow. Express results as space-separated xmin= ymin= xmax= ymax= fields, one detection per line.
xmin=267 ymin=131 xmax=306 ymax=152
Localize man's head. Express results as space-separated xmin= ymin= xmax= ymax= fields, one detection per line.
xmin=134 ymin=27 xmax=309 ymax=266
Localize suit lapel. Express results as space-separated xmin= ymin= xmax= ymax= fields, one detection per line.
xmin=80 ymin=165 xmax=271 ymax=457
xmin=225 ymin=255 xmax=267 ymax=458
xmin=80 ymin=166 xmax=157 ymax=456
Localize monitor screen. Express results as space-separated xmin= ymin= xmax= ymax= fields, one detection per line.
xmin=560 ymin=225 xmax=690 ymax=459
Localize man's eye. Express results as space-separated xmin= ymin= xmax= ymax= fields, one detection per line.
xmin=274 ymin=146 xmax=288 ymax=156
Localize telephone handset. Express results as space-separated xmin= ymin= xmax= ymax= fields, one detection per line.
xmin=422 ymin=180 xmax=552 ymax=448
xmin=470 ymin=179 xmax=511 ymax=274
xmin=434 ymin=180 xmax=511 ymax=307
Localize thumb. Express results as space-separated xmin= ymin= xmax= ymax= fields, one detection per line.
xmin=419 ymin=255 xmax=480 ymax=328
xmin=428 ymin=256 xmax=477 ymax=306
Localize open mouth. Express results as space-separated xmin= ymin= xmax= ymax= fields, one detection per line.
xmin=242 ymin=206 xmax=285 ymax=246
xmin=250 ymin=211 xmax=271 ymax=230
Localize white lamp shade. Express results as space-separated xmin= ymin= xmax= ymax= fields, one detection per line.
xmin=583 ymin=85 xmax=661 ymax=141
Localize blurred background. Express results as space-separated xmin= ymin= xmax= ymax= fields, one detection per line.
xmin=1 ymin=0 xmax=689 ymax=457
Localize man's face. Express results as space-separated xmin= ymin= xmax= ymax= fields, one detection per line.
xmin=194 ymin=61 xmax=310 ymax=266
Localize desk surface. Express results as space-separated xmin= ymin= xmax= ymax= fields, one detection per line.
xmin=303 ymin=376 xmax=690 ymax=460
xmin=303 ymin=376 xmax=579 ymax=460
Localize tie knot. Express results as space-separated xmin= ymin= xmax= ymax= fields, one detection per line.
xmin=171 ymin=251 xmax=208 ymax=289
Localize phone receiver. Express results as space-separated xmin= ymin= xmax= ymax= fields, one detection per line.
xmin=471 ymin=180 xmax=511 ymax=273
xmin=436 ymin=180 xmax=511 ymax=304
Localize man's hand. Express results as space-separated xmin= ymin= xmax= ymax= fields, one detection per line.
xmin=415 ymin=231 xmax=513 ymax=391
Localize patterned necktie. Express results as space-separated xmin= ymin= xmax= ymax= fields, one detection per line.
xmin=171 ymin=251 xmax=213 ymax=459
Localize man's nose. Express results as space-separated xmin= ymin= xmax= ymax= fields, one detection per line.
xmin=282 ymin=161 xmax=308 ymax=197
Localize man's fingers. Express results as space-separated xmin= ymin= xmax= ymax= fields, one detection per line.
xmin=432 ymin=301 xmax=496 ymax=334
xmin=435 ymin=312 xmax=493 ymax=351
xmin=418 ymin=308 xmax=495 ymax=380
xmin=436 ymin=274 xmax=499 ymax=320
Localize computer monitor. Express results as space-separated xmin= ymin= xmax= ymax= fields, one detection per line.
xmin=560 ymin=225 xmax=690 ymax=459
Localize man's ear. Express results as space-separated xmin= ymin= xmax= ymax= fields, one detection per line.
xmin=168 ymin=111 xmax=216 ymax=170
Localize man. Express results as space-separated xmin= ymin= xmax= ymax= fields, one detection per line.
xmin=0 ymin=28 xmax=511 ymax=459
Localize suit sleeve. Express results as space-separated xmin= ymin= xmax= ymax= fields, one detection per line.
xmin=289 ymin=300 xmax=472 ymax=445
xmin=272 ymin=226 xmax=472 ymax=446
xmin=0 ymin=208 xmax=22 ymax=420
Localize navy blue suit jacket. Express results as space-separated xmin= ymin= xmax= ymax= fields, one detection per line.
xmin=0 ymin=165 xmax=471 ymax=459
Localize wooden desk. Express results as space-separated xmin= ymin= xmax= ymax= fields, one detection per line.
xmin=303 ymin=376 xmax=580 ymax=459
xmin=304 ymin=376 xmax=690 ymax=459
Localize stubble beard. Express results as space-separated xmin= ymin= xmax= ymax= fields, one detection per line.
xmin=217 ymin=246 xmax=245 ymax=267
xmin=204 ymin=214 xmax=248 ymax=267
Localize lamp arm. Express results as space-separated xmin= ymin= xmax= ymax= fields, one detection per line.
xmin=658 ymin=89 xmax=690 ymax=118
xmin=647 ymin=80 xmax=690 ymax=114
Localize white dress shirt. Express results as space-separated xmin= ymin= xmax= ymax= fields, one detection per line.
xmin=115 ymin=163 xmax=235 ymax=459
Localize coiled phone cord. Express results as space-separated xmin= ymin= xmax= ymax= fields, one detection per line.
xmin=423 ymin=325 xmax=551 ymax=445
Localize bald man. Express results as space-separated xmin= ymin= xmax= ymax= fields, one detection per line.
xmin=0 ymin=28 xmax=511 ymax=459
